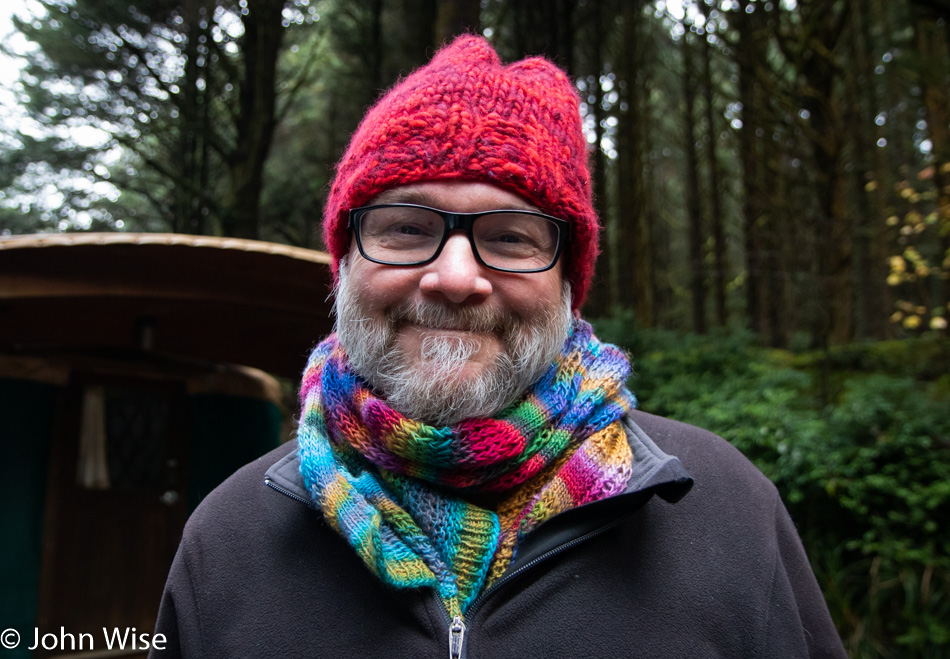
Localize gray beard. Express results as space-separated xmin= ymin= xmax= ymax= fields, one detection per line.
xmin=334 ymin=260 xmax=573 ymax=427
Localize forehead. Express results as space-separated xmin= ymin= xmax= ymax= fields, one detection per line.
xmin=370 ymin=181 xmax=539 ymax=214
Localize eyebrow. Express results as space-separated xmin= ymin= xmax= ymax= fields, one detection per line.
xmin=371 ymin=187 xmax=540 ymax=212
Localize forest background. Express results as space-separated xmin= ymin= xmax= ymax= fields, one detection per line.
xmin=1 ymin=0 xmax=948 ymax=656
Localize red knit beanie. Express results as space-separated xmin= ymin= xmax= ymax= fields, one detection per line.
xmin=323 ymin=35 xmax=598 ymax=309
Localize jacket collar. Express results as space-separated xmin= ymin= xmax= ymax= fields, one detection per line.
xmin=504 ymin=416 xmax=692 ymax=571
xmin=622 ymin=415 xmax=693 ymax=502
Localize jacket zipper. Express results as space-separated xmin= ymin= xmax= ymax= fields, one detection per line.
xmin=266 ymin=468 xmax=659 ymax=658
xmin=439 ymin=513 xmax=633 ymax=659
xmin=264 ymin=477 xmax=318 ymax=509
xmin=448 ymin=615 xmax=465 ymax=659
xmin=268 ymin=473 xmax=468 ymax=658
xmin=267 ymin=478 xmax=468 ymax=658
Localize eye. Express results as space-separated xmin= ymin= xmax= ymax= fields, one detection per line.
xmin=360 ymin=208 xmax=442 ymax=239
xmin=392 ymin=223 xmax=424 ymax=235
xmin=477 ymin=215 xmax=553 ymax=250
xmin=495 ymin=232 xmax=530 ymax=244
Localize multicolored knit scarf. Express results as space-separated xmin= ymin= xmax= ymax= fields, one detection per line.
xmin=297 ymin=319 xmax=635 ymax=618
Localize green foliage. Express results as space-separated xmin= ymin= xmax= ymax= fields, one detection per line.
xmin=820 ymin=375 xmax=950 ymax=656
xmin=593 ymin=319 xmax=950 ymax=658
xmin=792 ymin=337 xmax=950 ymax=381
xmin=3 ymin=0 xmax=318 ymax=237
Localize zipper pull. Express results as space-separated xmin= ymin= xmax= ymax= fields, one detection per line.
xmin=448 ymin=615 xmax=466 ymax=659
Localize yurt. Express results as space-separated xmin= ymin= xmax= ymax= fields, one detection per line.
xmin=0 ymin=233 xmax=332 ymax=657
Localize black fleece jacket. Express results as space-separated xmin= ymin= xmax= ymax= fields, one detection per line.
xmin=149 ymin=410 xmax=847 ymax=658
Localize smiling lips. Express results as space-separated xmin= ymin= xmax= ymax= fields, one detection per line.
xmin=409 ymin=323 xmax=496 ymax=335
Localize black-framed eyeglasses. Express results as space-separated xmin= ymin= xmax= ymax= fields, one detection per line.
xmin=348 ymin=203 xmax=568 ymax=273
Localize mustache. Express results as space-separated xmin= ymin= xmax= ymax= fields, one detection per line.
xmin=387 ymin=300 xmax=514 ymax=335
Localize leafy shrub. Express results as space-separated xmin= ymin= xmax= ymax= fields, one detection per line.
xmin=819 ymin=375 xmax=950 ymax=655
xmin=792 ymin=337 xmax=950 ymax=381
xmin=593 ymin=321 xmax=950 ymax=658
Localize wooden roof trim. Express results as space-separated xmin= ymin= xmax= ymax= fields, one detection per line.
xmin=0 ymin=232 xmax=332 ymax=265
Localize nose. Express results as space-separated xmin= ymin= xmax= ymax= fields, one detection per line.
xmin=418 ymin=233 xmax=493 ymax=304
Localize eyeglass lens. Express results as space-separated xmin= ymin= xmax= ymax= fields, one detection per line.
xmin=357 ymin=206 xmax=560 ymax=271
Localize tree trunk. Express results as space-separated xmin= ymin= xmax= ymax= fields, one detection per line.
xmin=798 ymin=0 xmax=852 ymax=346
xmin=912 ymin=3 xmax=950 ymax=330
xmin=435 ymin=0 xmax=479 ymax=44
xmin=403 ymin=0 xmax=438 ymax=60
xmin=681 ymin=31 xmax=707 ymax=334
xmin=699 ymin=2 xmax=728 ymax=328
xmin=582 ymin=0 xmax=613 ymax=317
xmin=510 ymin=1 xmax=575 ymax=74
xmin=847 ymin=0 xmax=888 ymax=339
xmin=767 ymin=150 xmax=791 ymax=348
xmin=615 ymin=2 xmax=655 ymax=326
xmin=736 ymin=0 xmax=765 ymax=334
xmin=224 ymin=0 xmax=285 ymax=239
xmin=369 ymin=0 xmax=384 ymax=90
xmin=176 ymin=0 xmax=212 ymax=234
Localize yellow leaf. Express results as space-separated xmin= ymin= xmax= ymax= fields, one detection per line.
xmin=903 ymin=315 xmax=922 ymax=329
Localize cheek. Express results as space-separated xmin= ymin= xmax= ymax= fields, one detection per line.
xmin=349 ymin=262 xmax=419 ymax=313
xmin=509 ymin=272 xmax=563 ymax=317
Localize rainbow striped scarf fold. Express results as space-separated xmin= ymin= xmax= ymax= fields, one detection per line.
xmin=297 ymin=319 xmax=635 ymax=618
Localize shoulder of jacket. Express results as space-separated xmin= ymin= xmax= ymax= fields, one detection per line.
xmin=181 ymin=440 xmax=299 ymax=538
xmin=626 ymin=409 xmax=779 ymax=498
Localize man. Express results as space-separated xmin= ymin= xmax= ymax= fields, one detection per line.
xmin=151 ymin=36 xmax=846 ymax=658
